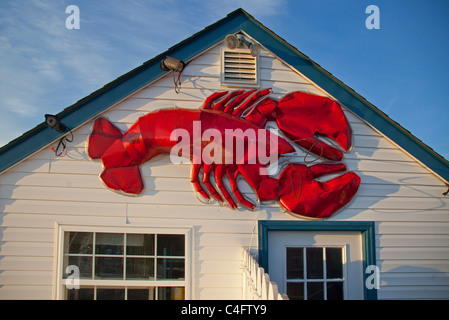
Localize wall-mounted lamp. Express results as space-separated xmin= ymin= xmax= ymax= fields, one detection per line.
xmin=160 ymin=56 xmax=186 ymax=94
xmin=225 ymin=34 xmax=261 ymax=57
xmin=45 ymin=114 xmax=66 ymax=133
xmin=45 ymin=114 xmax=73 ymax=157
xmin=160 ymin=56 xmax=185 ymax=72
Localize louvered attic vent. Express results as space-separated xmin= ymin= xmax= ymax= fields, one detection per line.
xmin=221 ymin=48 xmax=259 ymax=88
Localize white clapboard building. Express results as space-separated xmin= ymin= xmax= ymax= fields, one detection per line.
xmin=0 ymin=9 xmax=448 ymax=300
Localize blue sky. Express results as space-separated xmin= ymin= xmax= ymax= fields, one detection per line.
xmin=1 ymin=0 xmax=448 ymax=160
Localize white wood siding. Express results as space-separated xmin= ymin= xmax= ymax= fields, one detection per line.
xmin=0 ymin=43 xmax=448 ymax=300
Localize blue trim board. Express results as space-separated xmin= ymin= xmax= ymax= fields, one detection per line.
xmin=0 ymin=9 xmax=448 ymax=183
xmin=258 ymin=220 xmax=377 ymax=300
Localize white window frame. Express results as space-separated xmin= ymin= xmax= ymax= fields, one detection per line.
xmin=53 ymin=224 xmax=193 ymax=300
xmin=284 ymin=245 xmax=348 ymax=300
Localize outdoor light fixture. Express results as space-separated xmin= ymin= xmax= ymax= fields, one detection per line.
xmin=45 ymin=114 xmax=66 ymax=133
xmin=160 ymin=56 xmax=186 ymax=94
xmin=160 ymin=56 xmax=186 ymax=72
xmin=44 ymin=114 xmax=73 ymax=157
xmin=225 ymin=34 xmax=261 ymax=57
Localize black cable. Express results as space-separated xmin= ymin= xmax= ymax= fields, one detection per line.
xmin=53 ymin=129 xmax=73 ymax=157
xmin=173 ymin=71 xmax=182 ymax=94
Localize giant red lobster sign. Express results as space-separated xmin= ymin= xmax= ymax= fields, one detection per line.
xmin=88 ymin=89 xmax=360 ymax=219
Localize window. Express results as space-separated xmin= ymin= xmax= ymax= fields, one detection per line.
xmin=286 ymin=246 xmax=344 ymax=300
xmin=259 ymin=221 xmax=376 ymax=300
xmin=221 ymin=48 xmax=259 ymax=88
xmin=55 ymin=226 xmax=191 ymax=300
xmin=262 ymin=223 xmax=373 ymax=300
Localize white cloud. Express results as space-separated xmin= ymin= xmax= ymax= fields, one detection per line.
xmin=0 ymin=0 xmax=290 ymax=148
xmin=0 ymin=1 xmax=121 ymax=109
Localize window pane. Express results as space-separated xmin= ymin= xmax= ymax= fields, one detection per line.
xmin=95 ymin=257 xmax=123 ymax=279
xmin=95 ymin=233 xmax=123 ymax=255
xmin=97 ymin=288 xmax=125 ymax=300
xmin=327 ymin=282 xmax=344 ymax=300
xmin=126 ymin=257 xmax=154 ymax=280
xmin=127 ymin=288 xmax=155 ymax=300
xmin=307 ymin=282 xmax=324 ymax=300
xmin=66 ymin=288 xmax=94 ymax=300
xmin=306 ymin=247 xmax=323 ymax=279
xmin=286 ymin=247 xmax=303 ymax=279
xmin=157 ymin=258 xmax=185 ymax=280
xmin=127 ymin=234 xmax=155 ymax=256
xmin=157 ymin=234 xmax=184 ymax=256
xmin=65 ymin=232 xmax=93 ymax=254
xmin=158 ymin=287 xmax=185 ymax=300
xmin=286 ymin=282 xmax=304 ymax=300
xmin=64 ymin=256 xmax=92 ymax=279
xmin=326 ymin=248 xmax=343 ymax=279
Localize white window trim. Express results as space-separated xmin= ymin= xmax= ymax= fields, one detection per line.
xmin=53 ymin=224 xmax=193 ymax=300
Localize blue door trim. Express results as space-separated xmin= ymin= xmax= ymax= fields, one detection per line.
xmin=258 ymin=220 xmax=377 ymax=300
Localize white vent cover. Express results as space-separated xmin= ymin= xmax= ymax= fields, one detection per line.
xmin=221 ymin=48 xmax=259 ymax=88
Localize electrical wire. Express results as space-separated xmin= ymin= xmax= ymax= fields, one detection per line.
xmin=51 ymin=129 xmax=73 ymax=157
xmin=173 ymin=71 xmax=182 ymax=94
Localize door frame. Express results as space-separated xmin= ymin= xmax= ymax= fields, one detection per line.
xmin=258 ymin=220 xmax=377 ymax=300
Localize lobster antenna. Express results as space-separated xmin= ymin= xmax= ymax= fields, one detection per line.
xmin=287 ymin=137 xmax=325 ymax=164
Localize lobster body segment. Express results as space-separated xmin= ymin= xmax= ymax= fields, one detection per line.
xmin=88 ymin=89 xmax=360 ymax=219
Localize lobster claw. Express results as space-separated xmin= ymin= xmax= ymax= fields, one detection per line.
xmin=278 ymin=163 xmax=360 ymax=219
xmin=274 ymin=92 xmax=352 ymax=161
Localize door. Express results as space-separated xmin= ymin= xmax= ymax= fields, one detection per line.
xmin=268 ymin=231 xmax=364 ymax=300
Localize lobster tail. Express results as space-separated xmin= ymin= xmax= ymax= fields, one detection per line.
xmin=101 ymin=166 xmax=144 ymax=195
xmin=88 ymin=117 xmax=123 ymax=159
xmin=88 ymin=117 xmax=144 ymax=195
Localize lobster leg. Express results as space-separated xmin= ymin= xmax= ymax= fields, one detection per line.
xmin=232 ymin=88 xmax=271 ymax=117
xmin=237 ymin=163 xmax=279 ymax=202
xmin=201 ymin=91 xmax=229 ymax=109
xmin=191 ymin=162 xmax=210 ymax=200
xmin=212 ymin=91 xmax=244 ymax=111
xmin=226 ymin=164 xmax=256 ymax=210
xmin=215 ymin=164 xmax=238 ymax=209
xmin=202 ymin=163 xmax=224 ymax=202
xmin=224 ymin=90 xmax=255 ymax=114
